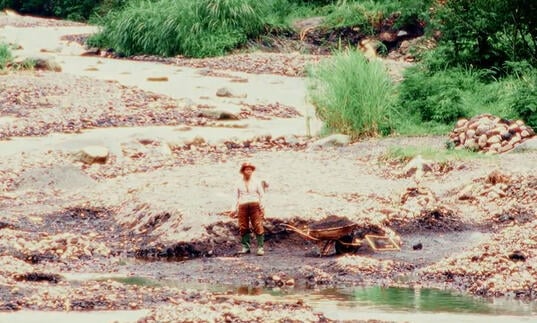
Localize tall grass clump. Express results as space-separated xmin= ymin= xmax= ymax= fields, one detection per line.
xmin=89 ymin=0 xmax=271 ymax=58
xmin=308 ymin=50 xmax=397 ymax=138
xmin=0 ymin=43 xmax=12 ymax=69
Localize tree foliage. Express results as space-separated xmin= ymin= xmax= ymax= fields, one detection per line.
xmin=430 ymin=0 xmax=537 ymax=72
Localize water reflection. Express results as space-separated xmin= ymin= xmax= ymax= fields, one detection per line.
xmin=145 ymin=276 xmax=537 ymax=318
xmin=307 ymin=286 xmax=537 ymax=317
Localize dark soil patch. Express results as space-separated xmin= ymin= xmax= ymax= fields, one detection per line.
xmin=42 ymin=207 xmax=138 ymax=253
xmin=0 ymin=221 xmax=15 ymax=230
xmin=134 ymin=218 xmax=297 ymax=260
xmin=134 ymin=242 xmax=203 ymax=260
xmin=309 ymin=215 xmax=354 ymax=230
xmin=390 ymin=207 xmax=467 ymax=234
xmin=300 ymin=26 xmax=365 ymax=53
xmin=14 ymin=272 xmax=61 ymax=283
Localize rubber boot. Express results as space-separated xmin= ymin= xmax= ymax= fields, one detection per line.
xmin=256 ymin=234 xmax=264 ymax=256
xmin=238 ymin=234 xmax=251 ymax=254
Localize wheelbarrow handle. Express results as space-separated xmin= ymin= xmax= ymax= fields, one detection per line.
xmin=279 ymin=223 xmax=321 ymax=242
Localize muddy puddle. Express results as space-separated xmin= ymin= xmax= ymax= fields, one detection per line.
xmin=18 ymin=272 xmax=537 ymax=323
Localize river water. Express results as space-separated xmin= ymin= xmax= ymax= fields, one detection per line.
xmin=5 ymin=282 xmax=534 ymax=323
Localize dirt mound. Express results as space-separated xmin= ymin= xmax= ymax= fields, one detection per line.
xmin=309 ymin=215 xmax=354 ymax=230
xmin=387 ymin=206 xmax=465 ymax=233
xmin=415 ymin=207 xmax=465 ymax=231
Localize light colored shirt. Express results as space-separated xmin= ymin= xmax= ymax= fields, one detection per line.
xmin=235 ymin=177 xmax=264 ymax=207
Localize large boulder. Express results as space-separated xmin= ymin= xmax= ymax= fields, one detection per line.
xmin=512 ymin=137 xmax=537 ymax=153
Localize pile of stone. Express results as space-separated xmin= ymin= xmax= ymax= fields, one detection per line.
xmin=449 ymin=114 xmax=535 ymax=153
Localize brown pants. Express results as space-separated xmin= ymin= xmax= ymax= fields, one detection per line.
xmin=238 ymin=202 xmax=264 ymax=236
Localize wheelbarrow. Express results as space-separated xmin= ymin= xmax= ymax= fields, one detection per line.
xmin=279 ymin=222 xmax=362 ymax=256
xmin=280 ymin=222 xmax=401 ymax=256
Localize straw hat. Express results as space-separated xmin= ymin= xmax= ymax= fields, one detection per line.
xmin=240 ymin=162 xmax=256 ymax=173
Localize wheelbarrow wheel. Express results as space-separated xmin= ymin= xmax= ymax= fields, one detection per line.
xmin=335 ymin=235 xmax=359 ymax=255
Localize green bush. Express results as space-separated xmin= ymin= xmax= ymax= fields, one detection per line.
xmin=308 ymin=50 xmax=397 ymax=138
xmin=398 ymin=66 xmax=485 ymax=124
xmin=322 ymin=1 xmax=382 ymax=34
xmin=89 ymin=0 xmax=271 ymax=58
xmin=0 ymin=43 xmax=12 ymax=69
xmin=429 ymin=0 xmax=537 ymax=73
xmin=321 ymin=0 xmax=430 ymax=34
xmin=395 ymin=63 xmax=537 ymax=135
xmin=510 ymin=72 xmax=537 ymax=129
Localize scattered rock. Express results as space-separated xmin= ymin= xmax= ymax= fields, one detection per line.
xmin=74 ymin=145 xmax=109 ymax=164
xmin=508 ymin=250 xmax=526 ymax=262
xmin=198 ymin=106 xmax=241 ymax=120
xmin=146 ymin=76 xmax=169 ymax=82
xmin=309 ymin=134 xmax=350 ymax=148
xmin=80 ymin=48 xmax=100 ymax=56
xmin=215 ymin=87 xmax=246 ymax=98
xmin=412 ymin=242 xmax=423 ymax=250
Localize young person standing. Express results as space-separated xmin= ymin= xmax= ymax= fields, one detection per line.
xmin=234 ymin=162 xmax=265 ymax=256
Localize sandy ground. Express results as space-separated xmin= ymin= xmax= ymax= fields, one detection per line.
xmin=1 ymin=10 xmax=537 ymax=323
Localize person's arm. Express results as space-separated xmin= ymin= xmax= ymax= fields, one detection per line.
xmin=230 ymin=183 xmax=240 ymax=217
xmin=257 ymin=179 xmax=264 ymax=209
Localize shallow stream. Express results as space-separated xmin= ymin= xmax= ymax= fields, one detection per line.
xmin=4 ymin=278 xmax=535 ymax=323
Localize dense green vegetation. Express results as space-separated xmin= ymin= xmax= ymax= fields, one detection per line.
xmin=310 ymin=0 xmax=537 ymax=138
xmin=0 ymin=0 xmax=128 ymax=21
xmin=0 ymin=43 xmax=12 ymax=69
xmin=1 ymin=0 xmax=535 ymax=137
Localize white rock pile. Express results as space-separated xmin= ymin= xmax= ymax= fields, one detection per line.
xmin=449 ymin=114 xmax=535 ymax=154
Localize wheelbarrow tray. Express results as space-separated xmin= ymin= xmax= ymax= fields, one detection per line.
xmin=280 ymin=223 xmax=358 ymax=241
xmin=308 ymin=223 xmax=358 ymax=240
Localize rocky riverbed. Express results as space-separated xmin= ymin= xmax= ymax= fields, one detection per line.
xmin=1 ymin=10 xmax=537 ymax=323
